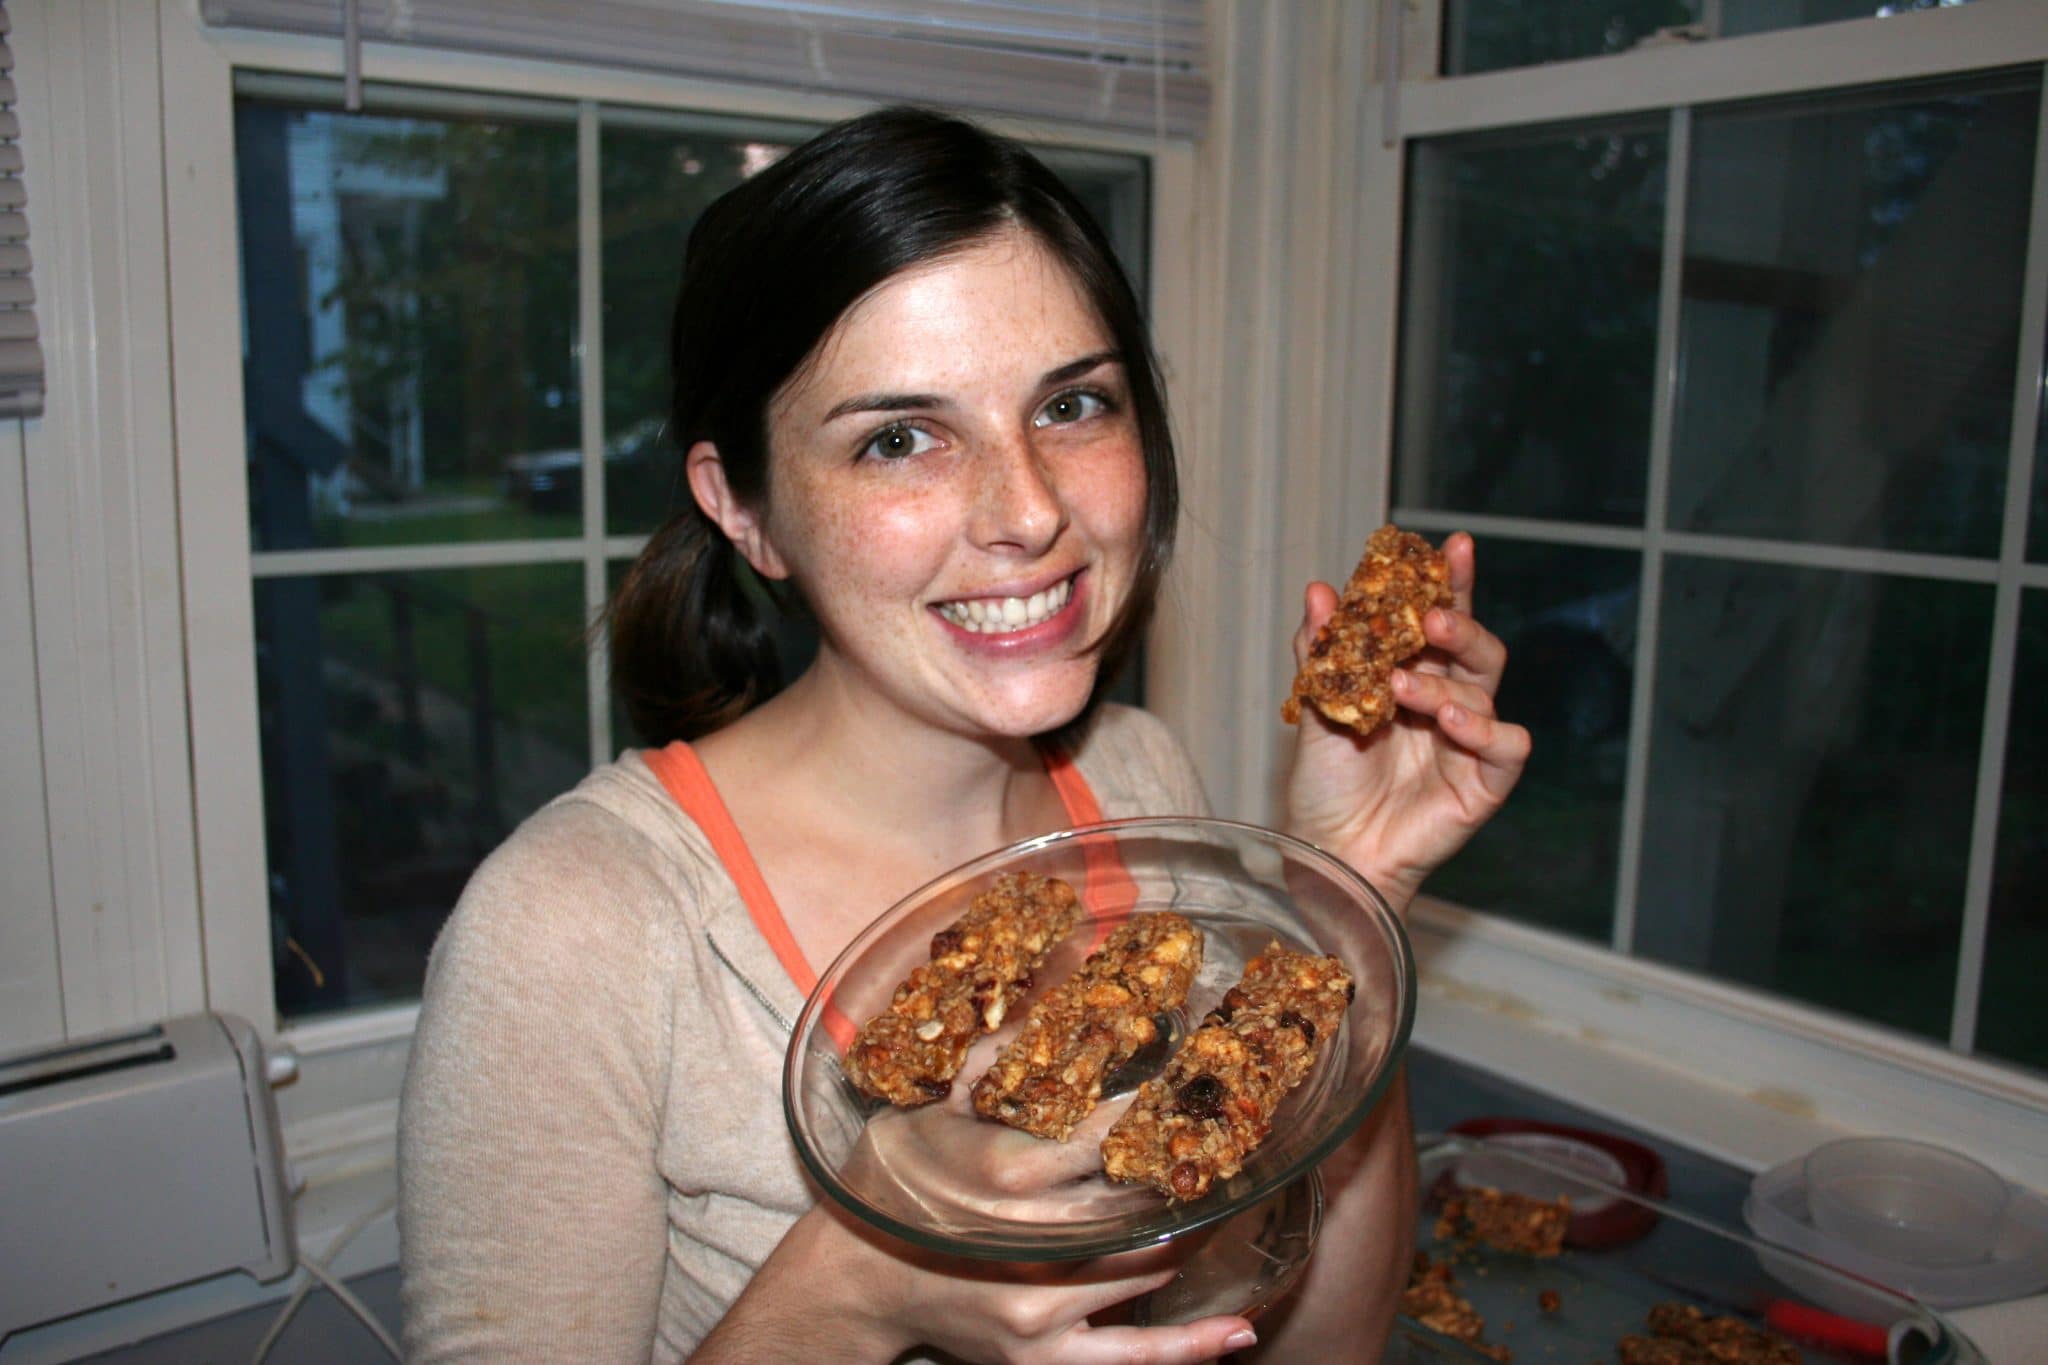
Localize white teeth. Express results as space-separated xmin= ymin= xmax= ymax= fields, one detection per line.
xmin=937 ymin=576 xmax=1073 ymax=634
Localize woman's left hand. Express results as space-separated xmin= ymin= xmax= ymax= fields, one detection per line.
xmin=1284 ymin=532 xmax=1531 ymax=912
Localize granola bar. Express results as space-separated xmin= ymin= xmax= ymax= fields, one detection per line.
xmin=1282 ymin=524 xmax=1453 ymax=738
xmin=1403 ymin=1253 xmax=1512 ymax=1363
xmin=842 ymin=872 xmax=1083 ymax=1107
xmin=971 ymin=912 xmax=1203 ymax=1140
xmin=1099 ymin=941 xmax=1352 ymax=1200
xmin=1434 ymin=1186 xmax=1570 ymax=1258
xmin=1625 ymin=1303 xmax=1800 ymax=1365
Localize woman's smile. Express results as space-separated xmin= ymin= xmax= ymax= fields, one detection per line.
xmin=931 ymin=569 xmax=1081 ymax=638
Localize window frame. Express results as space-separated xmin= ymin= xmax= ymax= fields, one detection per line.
xmin=159 ymin=15 xmax=1202 ymax=1131
xmin=1362 ymin=0 xmax=2048 ymax=1189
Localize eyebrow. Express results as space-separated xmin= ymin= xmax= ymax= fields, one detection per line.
xmin=819 ymin=349 xmax=1124 ymax=425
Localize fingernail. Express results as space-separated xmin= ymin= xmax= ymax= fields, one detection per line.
xmin=1444 ymin=703 xmax=1467 ymax=723
xmin=1391 ymin=668 xmax=1409 ymax=691
xmin=1224 ymin=1328 xmax=1259 ymax=1351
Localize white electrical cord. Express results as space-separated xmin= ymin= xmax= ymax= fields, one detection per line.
xmin=250 ymin=1194 xmax=400 ymax=1364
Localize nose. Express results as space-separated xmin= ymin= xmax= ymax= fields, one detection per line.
xmin=971 ymin=431 xmax=1067 ymax=556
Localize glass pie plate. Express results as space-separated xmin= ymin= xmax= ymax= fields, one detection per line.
xmin=782 ymin=816 xmax=1416 ymax=1279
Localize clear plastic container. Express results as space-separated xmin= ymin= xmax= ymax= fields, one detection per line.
xmin=1803 ymin=1137 xmax=2010 ymax=1267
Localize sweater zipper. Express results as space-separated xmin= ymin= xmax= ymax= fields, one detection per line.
xmin=704 ymin=930 xmax=794 ymax=1036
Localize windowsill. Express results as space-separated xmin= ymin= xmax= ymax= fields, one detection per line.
xmin=1408 ymin=897 xmax=2048 ymax=1192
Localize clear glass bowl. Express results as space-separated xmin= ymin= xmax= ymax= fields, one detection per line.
xmin=783 ymin=816 xmax=1415 ymax=1263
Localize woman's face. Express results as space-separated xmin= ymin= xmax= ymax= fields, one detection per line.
xmin=753 ymin=226 xmax=1148 ymax=740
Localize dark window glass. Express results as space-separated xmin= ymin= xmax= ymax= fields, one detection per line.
xmin=1979 ymin=590 xmax=2047 ymax=1073
xmin=1670 ymin=76 xmax=2038 ymax=556
xmin=1443 ymin=0 xmax=1982 ymax=75
xmin=600 ymin=120 xmax=808 ymax=536
xmin=2033 ymin=304 xmax=2048 ymax=563
xmin=257 ymin=566 xmax=587 ymax=1017
xmin=1720 ymin=0 xmax=1979 ymax=40
xmin=1396 ymin=121 xmax=1667 ymax=526
xmin=1443 ymin=0 xmax=1696 ymax=76
xmin=236 ymin=97 xmax=581 ymax=551
xmin=1427 ymin=538 xmax=1639 ymax=940
xmin=1634 ymin=557 xmax=1992 ymax=1040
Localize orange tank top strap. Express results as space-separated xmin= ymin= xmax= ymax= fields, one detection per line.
xmin=1040 ymin=741 xmax=1140 ymax=946
xmin=641 ymin=741 xmax=862 ymax=1048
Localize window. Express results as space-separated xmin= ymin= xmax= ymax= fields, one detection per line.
xmin=1443 ymin=0 xmax=1983 ymax=76
xmin=1395 ymin=22 xmax=2047 ymax=1073
xmin=232 ymin=78 xmax=1151 ymax=1020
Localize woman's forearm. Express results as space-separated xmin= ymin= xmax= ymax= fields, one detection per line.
xmin=690 ymin=1206 xmax=909 ymax=1364
xmin=1241 ymin=1071 xmax=1417 ymax=1362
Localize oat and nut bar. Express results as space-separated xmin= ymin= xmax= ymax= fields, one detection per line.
xmin=842 ymin=872 xmax=1083 ymax=1107
xmin=971 ymin=912 xmax=1203 ymax=1140
xmin=1099 ymin=941 xmax=1352 ymax=1200
xmin=1402 ymin=1253 xmax=1512 ymax=1363
xmin=1625 ymin=1303 xmax=1800 ymax=1365
xmin=1434 ymin=1186 xmax=1570 ymax=1258
xmin=1282 ymin=524 xmax=1454 ymax=738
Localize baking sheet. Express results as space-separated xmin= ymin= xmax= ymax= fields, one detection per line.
xmin=1394 ymin=1135 xmax=1979 ymax=1365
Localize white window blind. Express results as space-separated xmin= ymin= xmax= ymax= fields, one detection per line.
xmin=0 ymin=2 xmax=40 ymax=420
xmin=201 ymin=0 xmax=1209 ymax=136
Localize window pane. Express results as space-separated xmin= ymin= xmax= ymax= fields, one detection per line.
xmin=1442 ymin=0 xmax=1982 ymax=73
xmin=601 ymin=120 xmax=808 ymax=536
xmin=1427 ymin=538 xmax=1637 ymax=940
xmin=2033 ymin=303 xmax=2048 ymax=563
xmin=1396 ymin=121 xmax=1667 ymax=526
xmin=257 ymin=566 xmax=587 ymax=1018
xmin=1979 ymin=590 xmax=2047 ymax=1072
xmin=1720 ymin=0 xmax=1979 ymax=40
xmin=1670 ymin=75 xmax=2039 ymax=557
xmin=237 ymin=94 xmax=581 ymax=551
xmin=1443 ymin=0 xmax=1696 ymax=76
xmin=1634 ymin=557 xmax=1991 ymax=1040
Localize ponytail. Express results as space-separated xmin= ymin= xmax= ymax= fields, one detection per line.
xmin=608 ymin=503 xmax=782 ymax=746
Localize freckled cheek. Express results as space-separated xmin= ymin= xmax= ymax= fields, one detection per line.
xmin=1069 ymin=442 xmax=1148 ymax=553
xmin=778 ymin=479 xmax=958 ymax=598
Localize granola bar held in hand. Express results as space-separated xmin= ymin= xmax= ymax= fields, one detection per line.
xmin=843 ymin=872 xmax=1083 ymax=1107
xmin=972 ymin=912 xmax=1203 ymax=1140
xmin=1099 ymin=941 xmax=1353 ymax=1200
xmin=1283 ymin=524 xmax=1454 ymax=738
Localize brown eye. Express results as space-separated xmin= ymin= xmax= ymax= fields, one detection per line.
xmin=861 ymin=423 xmax=937 ymax=461
xmin=1034 ymin=389 xmax=1107 ymax=428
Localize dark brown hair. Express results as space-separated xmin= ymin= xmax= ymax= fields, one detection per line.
xmin=609 ymin=106 xmax=1176 ymax=745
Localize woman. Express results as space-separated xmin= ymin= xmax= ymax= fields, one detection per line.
xmin=399 ymin=106 xmax=1528 ymax=1363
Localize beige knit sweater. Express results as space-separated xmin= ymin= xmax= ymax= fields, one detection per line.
xmin=397 ymin=704 xmax=1210 ymax=1361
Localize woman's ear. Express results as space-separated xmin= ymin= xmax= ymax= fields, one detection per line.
xmin=685 ymin=441 xmax=789 ymax=580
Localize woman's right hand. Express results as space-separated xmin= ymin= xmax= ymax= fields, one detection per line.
xmin=694 ymin=1201 xmax=1257 ymax=1364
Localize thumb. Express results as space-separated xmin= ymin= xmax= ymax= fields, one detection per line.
xmin=1294 ymin=581 xmax=1339 ymax=670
